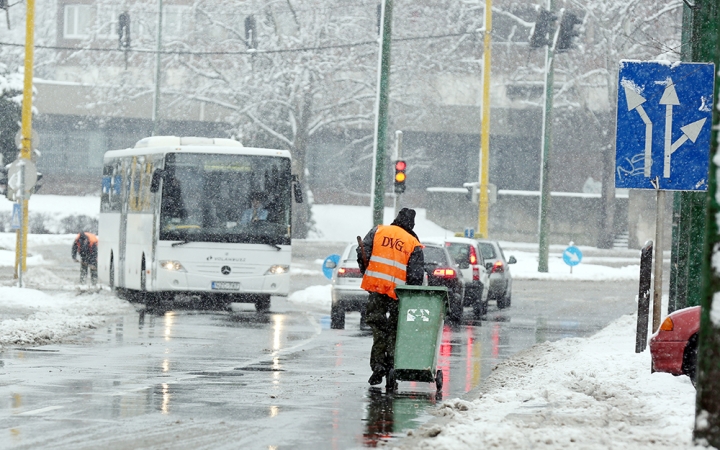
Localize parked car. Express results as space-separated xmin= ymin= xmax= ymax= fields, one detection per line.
xmin=476 ymin=240 xmax=516 ymax=309
xmin=421 ymin=243 xmax=465 ymax=322
xmin=329 ymin=243 xmax=367 ymax=329
xmin=649 ymin=306 xmax=700 ymax=384
xmin=424 ymin=237 xmax=490 ymax=318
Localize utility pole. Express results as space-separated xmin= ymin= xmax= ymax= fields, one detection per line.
xmin=370 ymin=0 xmax=393 ymax=227
xmin=14 ymin=0 xmax=35 ymax=284
xmin=537 ymin=1 xmax=561 ymax=273
xmin=151 ymin=0 xmax=163 ymax=136
xmin=696 ymin=0 xmax=720 ymax=445
xmin=477 ymin=0 xmax=492 ymax=238
xmin=669 ymin=2 xmax=706 ymax=314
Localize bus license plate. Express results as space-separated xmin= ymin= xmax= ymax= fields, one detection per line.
xmin=212 ymin=281 xmax=240 ymax=290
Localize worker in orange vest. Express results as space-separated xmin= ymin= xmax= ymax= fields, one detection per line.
xmin=72 ymin=231 xmax=98 ymax=285
xmin=357 ymin=208 xmax=424 ymax=388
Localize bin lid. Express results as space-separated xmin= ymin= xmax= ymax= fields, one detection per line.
xmin=395 ymin=285 xmax=448 ymax=293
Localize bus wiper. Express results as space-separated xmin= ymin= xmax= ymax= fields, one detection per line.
xmin=258 ymin=235 xmax=282 ymax=251
xmin=172 ymin=238 xmax=193 ymax=247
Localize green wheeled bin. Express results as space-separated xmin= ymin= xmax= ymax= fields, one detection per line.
xmin=387 ymin=285 xmax=448 ymax=391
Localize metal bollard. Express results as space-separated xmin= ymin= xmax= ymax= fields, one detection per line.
xmin=636 ymin=240 xmax=653 ymax=353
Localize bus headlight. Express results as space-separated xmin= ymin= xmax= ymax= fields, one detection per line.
xmin=266 ymin=265 xmax=289 ymax=275
xmin=160 ymin=260 xmax=186 ymax=272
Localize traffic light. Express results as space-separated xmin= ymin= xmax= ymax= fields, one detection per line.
xmin=556 ymin=12 xmax=582 ymax=52
xmin=118 ymin=12 xmax=131 ymax=49
xmin=530 ymin=9 xmax=557 ymax=48
xmin=394 ymin=160 xmax=406 ymax=194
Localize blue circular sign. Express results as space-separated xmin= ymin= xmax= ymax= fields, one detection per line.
xmin=322 ymin=254 xmax=341 ymax=279
xmin=563 ymin=246 xmax=583 ymax=267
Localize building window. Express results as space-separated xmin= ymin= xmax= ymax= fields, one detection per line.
xmin=163 ymin=5 xmax=191 ymax=40
xmin=64 ymin=4 xmax=93 ymax=39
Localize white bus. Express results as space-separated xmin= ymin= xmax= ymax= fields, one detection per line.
xmin=98 ymin=136 xmax=301 ymax=311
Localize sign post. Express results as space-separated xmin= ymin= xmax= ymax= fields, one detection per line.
xmin=615 ymin=60 xmax=714 ymax=332
xmin=562 ymin=243 xmax=582 ymax=274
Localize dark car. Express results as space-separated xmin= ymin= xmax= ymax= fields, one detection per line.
xmin=422 ymin=243 xmax=465 ymax=322
xmin=477 ymin=240 xmax=516 ymax=309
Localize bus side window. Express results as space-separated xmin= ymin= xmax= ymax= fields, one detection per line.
xmin=140 ymin=160 xmax=154 ymax=212
xmin=101 ymin=159 xmax=122 ymax=213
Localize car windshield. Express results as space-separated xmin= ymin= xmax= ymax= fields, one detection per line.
xmin=159 ymin=153 xmax=292 ymax=245
xmin=423 ymin=247 xmax=449 ymax=266
xmin=478 ymin=242 xmax=496 ymax=259
xmin=446 ymin=243 xmax=471 ymax=265
xmin=344 ymin=245 xmax=358 ymax=261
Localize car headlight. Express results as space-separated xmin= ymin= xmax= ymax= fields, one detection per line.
xmin=160 ymin=260 xmax=186 ymax=272
xmin=266 ymin=265 xmax=290 ymax=275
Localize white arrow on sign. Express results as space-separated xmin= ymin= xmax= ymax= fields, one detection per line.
xmin=564 ymin=250 xmax=580 ymax=262
xmin=660 ymin=82 xmax=681 ymax=178
xmin=624 ymin=85 xmax=653 ymax=177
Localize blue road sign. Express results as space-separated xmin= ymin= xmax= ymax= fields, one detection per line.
xmin=563 ymin=245 xmax=582 ymax=267
xmin=10 ymin=203 xmax=21 ymax=230
xmin=322 ymin=254 xmax=341 ymax=280
xmin=615 ymin=61 xmax=715 ymax=191
xmin=464 ymin=228 xmax=475 ymax=238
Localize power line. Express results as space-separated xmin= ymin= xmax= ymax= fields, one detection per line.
xmin=0 ymin=30 xmax=478 ymax=56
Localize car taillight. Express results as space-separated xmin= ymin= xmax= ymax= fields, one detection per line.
xmin=491 ymin=260 xmax=504 ymax=274
xmin=660 ymin=316 xmax=674 ymax=331
xmin=433 ymin=268 xmax=456 ymax=278
xmin=338 ymin=267 xmax=362 ymax=278
xmin=469 ymin=245 xmax=478 ymax=265
xmin=472 ymin=266 xmax=480 ymax=281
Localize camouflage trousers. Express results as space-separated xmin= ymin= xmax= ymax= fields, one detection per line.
xmin=365 ymin=292 xmax=399 ymax=372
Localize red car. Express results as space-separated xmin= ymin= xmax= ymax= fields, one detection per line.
xmin=649 ymin=306 xmax=700 ymax=384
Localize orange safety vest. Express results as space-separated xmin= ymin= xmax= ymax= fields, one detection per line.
xmin=76 ymin=232 xmax=98 ymax=247
xmin=360 ymin=225 xmax=421 ymax=300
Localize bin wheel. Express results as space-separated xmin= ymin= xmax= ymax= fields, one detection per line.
xmin=435 ymin=369 xmax=443 ymax=390
xmin=386 ymin=369 xmax=397 ymax=392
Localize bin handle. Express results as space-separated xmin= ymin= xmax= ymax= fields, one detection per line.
xmin=357 ymin=235 xmax=369 ymax=268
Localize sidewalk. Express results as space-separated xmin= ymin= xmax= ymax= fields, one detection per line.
xmin=396 ymin=313 xmax=701 ymax=450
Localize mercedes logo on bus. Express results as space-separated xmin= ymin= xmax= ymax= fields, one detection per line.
xmin=221 ymin=266 xmax=231 ymax=275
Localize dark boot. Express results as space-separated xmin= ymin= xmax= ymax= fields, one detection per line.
xmin=368 ymin=365 xmax=386 ymax=386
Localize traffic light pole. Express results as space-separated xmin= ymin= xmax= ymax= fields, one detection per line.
xmin=477 ymin=0 xmax=492 ymax=239
xmin=15 ymin=0 xmax=35 ymax=284
xmin=695 ymin=0 xmax=720 ymax=444
xmin=371 ymin=0 xmax=393 ymax=227
xmin=537 ymin=2 xmax=561 ymax=273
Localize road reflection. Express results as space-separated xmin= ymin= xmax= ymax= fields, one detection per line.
xmin=362 ymin=388 xmax=441 ymax=447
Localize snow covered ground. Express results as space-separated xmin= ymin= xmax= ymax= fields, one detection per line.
xmin=400 ymin=313 xmax=699 ymax=450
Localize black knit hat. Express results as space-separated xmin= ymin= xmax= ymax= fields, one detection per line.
xmin=392 ymin=208 xmax=416 ymax=231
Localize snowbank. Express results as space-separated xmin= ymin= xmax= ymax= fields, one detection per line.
xmin=0 ymin=286 xmax=135 ymax=348
xmin=404 ymin=314 xmax=698 ymax=449
xmin=287 ymin=284 xmax=332 ymax=310
xmin=508 ymin=250 xmax=640 ymax=281
xmin=308 ymin=205 xmax=451 ymax=242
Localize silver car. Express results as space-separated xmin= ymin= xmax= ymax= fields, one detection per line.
xmin=329 ymin=243 xmax=367 ymax=329
xmin=423 ymin=236 xmax=490 ymax=318
xmin=477 ymin=240 xmax=516 ymax=309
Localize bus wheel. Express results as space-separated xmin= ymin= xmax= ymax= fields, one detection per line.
xmin=254 ymin=295 xmax=271 ymax=312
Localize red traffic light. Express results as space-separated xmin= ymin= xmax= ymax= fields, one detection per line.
xmin=395 ymin=160 xmax=406 ymax=171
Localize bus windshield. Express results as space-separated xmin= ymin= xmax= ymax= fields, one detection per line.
xmin=159 ymin=153 xmax=292 ymax=246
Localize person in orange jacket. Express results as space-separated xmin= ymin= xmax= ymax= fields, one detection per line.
xmin=357 ymin=208 xmax=425 ymax=387
xmin=72 ymin=231 xmax=98 ymax=285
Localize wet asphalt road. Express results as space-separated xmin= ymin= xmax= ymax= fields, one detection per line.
xmin=0 ymin=241 xmax=639 ymax=449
